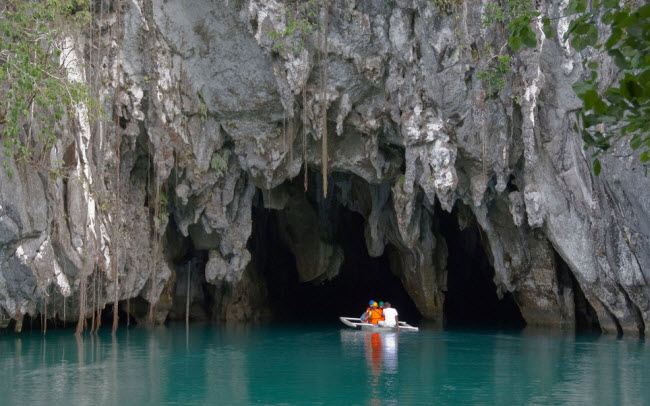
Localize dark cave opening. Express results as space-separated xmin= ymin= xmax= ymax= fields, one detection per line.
xmin=438 ymin=203 xmax=526 ymax=328
xmin=160 ymin=173 xmax=594 ymax=332
xmin=251 ymin=197 xmax=421 ymax=324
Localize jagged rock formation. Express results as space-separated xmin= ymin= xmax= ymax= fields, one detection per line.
xmin=0 ymin=0 xmax=648 ymax=336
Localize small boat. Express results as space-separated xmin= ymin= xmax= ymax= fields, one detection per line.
xmin=339 ymin=317 xmax=419 ymax=332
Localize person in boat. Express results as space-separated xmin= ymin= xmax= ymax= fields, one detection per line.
xmin=366 ymin=301 xmax=384 ymax=325
xmin=378 ymin=301 xmax=385 ymax=322
xmin=378 ymin=302 xmax=399 ymax=330
xmin=361 ymin=300 xmax=375 ymax=322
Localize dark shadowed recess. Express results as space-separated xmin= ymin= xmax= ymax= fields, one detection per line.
xmin=558 ymin=252 xmax=601 ymax=333
xmin=251 ymin=199 xmax=421 ymax=324
xmin=438 ymin=202 xmax=526 ymax=328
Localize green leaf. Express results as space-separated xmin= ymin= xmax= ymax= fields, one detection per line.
xmin=605 ymin=28 xmax=622 ymax=49
xmin=567 ymin=0 xmax=588 ymax=14
xmin=638 ymin=4 xmax=650 ymax=18
xmin=620 ymin=75 xmax=644 ymax=100
xmin=594 ymin=99 xmax=607 ymax=115
xmin=583 ymin=90 xmax=601 ymax=110
xmin=607 ymin=49 xmax=627 ymax=69
xmin=584 ymin=25 xmax=599 ymax=47
xmin=508 ymin=34 xmax=524 ymax=51
xmin=593 ymin=158 xmax=601 ymax=175
xmin=522 ymin=27 xmax=537 ymax=48
xmin=542 ymin=17 xmax=554 ymax=38
xmin=640 ymin=151 xmax=650 ymax=163
xmin=572 ymin=81 xmax=594 ymax=98
xmin=571 ymin=35 xmax=587 ymax=52
xmin=604 ymin=87 xmax=622 ymax=104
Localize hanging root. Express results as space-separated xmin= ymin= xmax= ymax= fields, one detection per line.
xmin=76 ymin=274 xmax=88 ymax=336
xmin=112 ymin=0 xmax=123 ymax=335
xmin=320 ymin=0 xmax=329 ymax=198
xmin=303 ymin=88 xmax=308 ymax=191
xmin=96 ymin=271 xmax=103 ymax=331
xmin=91 ymin=269 xmax=97 ymax=333
xmin=289 ymin=117 xmax=294 ymax=176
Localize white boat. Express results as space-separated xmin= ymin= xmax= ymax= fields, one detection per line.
xmin=339 ymin=317 xmax=419 ymax=332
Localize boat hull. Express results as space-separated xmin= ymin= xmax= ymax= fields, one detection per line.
xmin=339 ymin=316 xmax=419 ymax=332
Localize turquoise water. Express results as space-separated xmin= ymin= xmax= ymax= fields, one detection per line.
xmin=0 ymin=324 xmax=648 ymax=405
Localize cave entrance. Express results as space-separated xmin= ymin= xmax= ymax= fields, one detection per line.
xmin=251 ymin=192 xmax=420 ymax=323
xmin=439 ymin=203 xmax=526 ymax=328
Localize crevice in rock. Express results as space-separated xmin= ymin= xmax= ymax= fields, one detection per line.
xmin=439 ymin=201 xmax=526 ymax=328
xmin=557 ymin=252 xmax=600 ymax=333
xmin=601 ymin=300 xmax=624 ymax=337
xmin=616 ymin=282 xmax=646 ymax=338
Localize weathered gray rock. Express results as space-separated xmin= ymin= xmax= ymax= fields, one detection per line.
xmin=0 ymin=0 xmax=648 ymax=336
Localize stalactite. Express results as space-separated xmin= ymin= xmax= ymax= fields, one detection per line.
xmin=320 ymin=0 xmax=329 ymax=198
xmin=303 ymin=88 xmax=308 ymax=191
xmin=112 ymin=0 xmax=123 ymax=335
xmin=63 ymin=295 xmax=66 ymax=328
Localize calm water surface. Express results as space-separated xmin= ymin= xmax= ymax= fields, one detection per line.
xmin=0 ymin=323 xmax=648 ymax=405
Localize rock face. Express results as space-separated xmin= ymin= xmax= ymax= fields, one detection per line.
xmin=0 ymin=0 xmax=648 ymax=336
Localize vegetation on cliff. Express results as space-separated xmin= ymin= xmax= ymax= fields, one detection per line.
xmin=0 ymin=0 xmax=94 ymax=178
xmin=481 ymin=0 xmax=649 ymax=172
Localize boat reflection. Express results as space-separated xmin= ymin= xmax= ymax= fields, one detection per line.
xmin=340 ymin=330 xmax=399 ymax=405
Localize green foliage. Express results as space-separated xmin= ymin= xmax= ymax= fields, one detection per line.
xmin=210 ymin=150 xmax=230 ymax=178
xmin=198 ymin=93 xmax=208 ymax=122
xmin=430 ymin=0 xmax=462 ymax=15
xmin=268 ymin=0 xmax=319 ymax=54
xmin=565 ymin=1 xmax=650 ymax=170
xmin=477 ymin=55 xmax=512 ymax=96
xmin=494 ymin=0 xmax=647 ymax=171
xmin=0 ymin=0 xmax=93 ymax=177
xmin=478 ymin=0 xmax=548 ymax=96
xmin=483 ymin=0 xmax=532 ymax=26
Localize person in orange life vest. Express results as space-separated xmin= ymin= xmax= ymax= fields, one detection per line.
xmin=361 ymin=300 xmax=375 ymax=322
xmin=368 ymin=302 xmax=383 ymax=325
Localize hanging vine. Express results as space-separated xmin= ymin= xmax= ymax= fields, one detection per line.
xmin=112 ymin=0 xmax=123 ymax=335
xmin=90 ymin=268 xmax=97 ymax=332
xmin=75 ymin=275 xmax=87 ymax=335
xmin=320 ymin=0 xmax=329 ymax=198
xmin=149 ymin=183 xmax=167 ymax=324
xmin=303 ymin=88 xmax=308 ymax=191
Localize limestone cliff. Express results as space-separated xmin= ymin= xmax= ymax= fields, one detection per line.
xmin=0 ymin=0 xmax=648 ymax=336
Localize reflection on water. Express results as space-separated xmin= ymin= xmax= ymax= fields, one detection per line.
xmin=340 ymin=330 xmax=400 ymax=404
xmin=0 ymin=325 xmax=649 ymax=405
